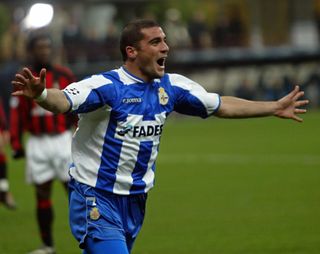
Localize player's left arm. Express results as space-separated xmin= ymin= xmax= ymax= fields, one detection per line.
xmin=215 ymin=86 xmax=309 ymax=122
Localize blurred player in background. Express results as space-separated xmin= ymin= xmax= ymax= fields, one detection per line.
xmin=10 ymin=33 xmax=76 ymax=254
xmin=11 ymin=19 xmax=308 ymax=254
xmin=0 ymin=20 xmax=24 ymax=211
xmin=0 ymin=99 xmax=16 ymax=209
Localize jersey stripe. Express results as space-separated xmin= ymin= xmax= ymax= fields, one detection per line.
xmin=130 ymin=141 xmax=153 ymax=194
xmin=96 ymin=113 xmax=123 ymax=192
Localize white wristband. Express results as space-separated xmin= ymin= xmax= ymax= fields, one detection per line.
xmin=35 ymin=88 xmax=48 ymax=102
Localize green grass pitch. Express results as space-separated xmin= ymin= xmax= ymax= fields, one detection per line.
xmin=0 ymin=111 xmax=319 ymax=254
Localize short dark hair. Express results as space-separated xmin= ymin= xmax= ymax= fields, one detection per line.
xmin=26 ymin=33 xmax=52 ymax=51
xmin=120 ymin=19 xmax=160 ymax=61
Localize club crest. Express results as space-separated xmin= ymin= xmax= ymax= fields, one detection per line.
xmin=90 ymin=207 xmax=100 ymax=220
xmin=158 ymin=87 xmax=169 ymax=105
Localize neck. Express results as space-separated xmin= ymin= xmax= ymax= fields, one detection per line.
xmin=32 ymin=62 xmax=52 ymax=73
xmin=123 ymin=62 xmax=151 ymax=83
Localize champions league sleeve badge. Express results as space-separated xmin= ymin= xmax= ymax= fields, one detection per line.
xmin=158 ymin=87 xmax=169 ymax=105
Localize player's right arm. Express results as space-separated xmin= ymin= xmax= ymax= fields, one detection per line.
xmin=12 ymin=67 xmax=70 ymax=114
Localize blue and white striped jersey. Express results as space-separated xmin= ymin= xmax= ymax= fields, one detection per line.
xmin=64 ymin=67 xmax=220 ymax=195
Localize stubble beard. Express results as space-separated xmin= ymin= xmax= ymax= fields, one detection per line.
xmin=140 ymin=64 xmax=163 ymax=82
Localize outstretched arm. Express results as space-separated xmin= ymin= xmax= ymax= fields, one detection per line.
xmin=12 ymin=67 xmax=70 ymax=114
xmin=215 ymin=86 xmax=308 ymax=122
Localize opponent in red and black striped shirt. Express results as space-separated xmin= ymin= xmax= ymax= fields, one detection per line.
xmin=10 ymin=65 xmax=77 ymax=153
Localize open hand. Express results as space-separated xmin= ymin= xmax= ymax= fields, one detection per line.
xmin=274 ymin=86 xmax=309 ymax=122
xmin=11 ymin=67 xmax=46 ymax=99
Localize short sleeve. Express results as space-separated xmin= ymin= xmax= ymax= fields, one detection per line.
xmin=63 ymin=74 xmax=115 ymax=113
xmin=169 ymin=74 xmax=220 ymax=118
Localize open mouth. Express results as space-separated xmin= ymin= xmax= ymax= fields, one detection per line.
xmin=157 ymin=57 xmax=166 ymax=67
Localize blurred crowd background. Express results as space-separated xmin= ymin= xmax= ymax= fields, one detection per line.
xmin=1 ymin=0 xmax=320 ymax=108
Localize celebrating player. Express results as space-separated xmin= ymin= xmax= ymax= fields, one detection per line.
xmin=12 ymin=19 xmax=308 ymax=254
xmin=10 ymin=33 xmax=76 ymax=254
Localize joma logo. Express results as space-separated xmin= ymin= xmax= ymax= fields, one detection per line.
xmin=122 ymin=98 xmax=142 ymax=104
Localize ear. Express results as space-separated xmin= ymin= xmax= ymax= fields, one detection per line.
xmin=126 ymin=46 xmax=137 ymax=60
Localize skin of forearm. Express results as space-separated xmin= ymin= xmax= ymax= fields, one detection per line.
xmin=216 ymin=96 xmax=278 ymax=118
xmin=37 ymin=88 xmax=70 ymax=114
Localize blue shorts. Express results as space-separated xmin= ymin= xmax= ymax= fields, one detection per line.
xmin=68 ymin=178 xmax=147 ymax=252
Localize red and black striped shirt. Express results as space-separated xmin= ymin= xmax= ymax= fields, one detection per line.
xmin=10 ymin=65 xmax=77 ymax=151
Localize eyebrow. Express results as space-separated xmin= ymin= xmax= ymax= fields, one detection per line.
xmin=148 ymin=35 xmax=166 ymax=44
